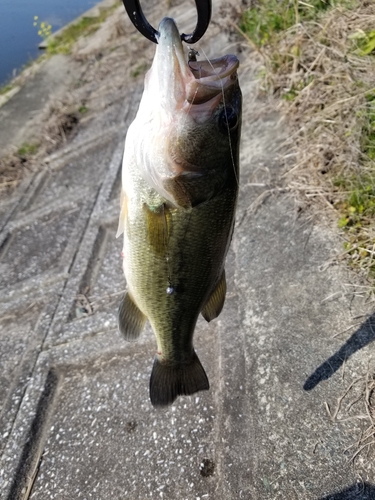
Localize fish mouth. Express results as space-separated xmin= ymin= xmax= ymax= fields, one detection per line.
xmin=152 ymin=17 xmax=239 ymax=112
xmin=186 ymin=56 xmax=239 ymax=105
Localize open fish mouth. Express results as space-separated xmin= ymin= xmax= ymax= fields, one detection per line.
xmin=186 ymin=55 xmax=240 ymax=104
xmin=147 ymin=17 xmax=239 ymax=114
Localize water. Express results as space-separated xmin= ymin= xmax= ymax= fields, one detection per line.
xmin=0 ymin=0 xmax=105 ymax=87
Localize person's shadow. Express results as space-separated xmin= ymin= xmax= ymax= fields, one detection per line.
xmin=304 ymin=312 xmax=375 ymax=391
xmin=319 ymin=481 xmax=375 ymax=499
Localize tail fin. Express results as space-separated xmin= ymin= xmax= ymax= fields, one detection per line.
xmin=149 ymin=351 xmax=209 ymax=407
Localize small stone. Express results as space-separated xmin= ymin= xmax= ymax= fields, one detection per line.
xmin=199 ymin=459 xmax=215 ymax=477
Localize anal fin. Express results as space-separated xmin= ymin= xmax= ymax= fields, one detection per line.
xmin=118 ymin=292 xmax=146 ymax=341
xmin=149 ymin=351 xmax=209 ymax=407
xmin=201 ymin=270 xmax=227 ymax=322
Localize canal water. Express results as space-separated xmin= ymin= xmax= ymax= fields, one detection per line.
xmin=0 ymin=0 xmax=106 ymax=86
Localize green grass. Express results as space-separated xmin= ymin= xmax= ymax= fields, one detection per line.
xmin=78 ymin=105 xmax=88 ymax=114
xmin=350 ymin=29 xmax=375 ymax=56
xmin=336 ymin=92 xmax=375 ymax=229
xmin=281 ymin=75 xmax=314 ymax=101
xmin=0 ymin=84 xmax=14 ymax=95
xmin=46 ymin=4 xmax=118 ymax=55
xmin=17 ymin=142 xmax=39 ymax=156
xmin=335 ymin=175 xmax=375 ymax=227
xmin=360 ymin=92 xmax=375 ymax=160
xmin=130 ymin=63 xmax=149 ymax=78
xmin=334 ymin=90 xmax=375 ymax=277
xmin=240 ymin=1 xmax=295 ymax=47
xmin=239 ymin=0 xmax=350 ymax=47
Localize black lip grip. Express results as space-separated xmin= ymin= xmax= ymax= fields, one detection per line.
xmin=181 ymin=0 xmax=212 ymax=44
xmin=122 ymin=0 xmax=158 ymax=43
xmin=122 ymin=0 xmax=212 ymax=44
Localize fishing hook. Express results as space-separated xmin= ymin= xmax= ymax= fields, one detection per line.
xmin=122 ymin=0 xmax=212 ymax=44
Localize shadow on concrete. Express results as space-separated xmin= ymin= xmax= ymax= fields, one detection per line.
xmin=319 ymin=481 xmax=375 ymax=499
xmin=304 ymin=313 xmax=375 ymax=391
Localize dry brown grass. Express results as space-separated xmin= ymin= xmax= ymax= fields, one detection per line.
xmin=324 ymin=370 xmax=375 ymax=463
xmin=241 ymin=1 xmax=375 ymax=282
xmin=270 ymin=4 xmax=375 ymax=179
xmin=0 ymin=96 xmax=82 ymax=194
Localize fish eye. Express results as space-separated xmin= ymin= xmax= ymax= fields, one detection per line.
xmin=218 ymin=106 xmax=238 ymax=134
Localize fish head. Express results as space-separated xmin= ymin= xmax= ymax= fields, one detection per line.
xmin=131 ymin=17 xmax=242 ymax=208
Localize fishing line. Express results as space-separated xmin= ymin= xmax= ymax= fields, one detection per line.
xmin=194 ymin=44 xmax=239 ymax=188
xmin=162 ymin=202 xmax=193 ymax=295
xmin=161 ymin=203 xmax=174 ymax=294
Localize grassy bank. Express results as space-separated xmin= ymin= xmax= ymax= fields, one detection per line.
xmin=45 ymin=2 xmax=119 ymax=55
xmin=240 ymin=0 xmax=375 ymax=285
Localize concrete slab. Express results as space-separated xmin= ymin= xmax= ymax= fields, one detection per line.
xmin=0 ymin=55 xmax=80 ymax=153
xmin=26 ymin=143 xmax=116 ymax=217
xmin=1 ymin=0 xmax=375 ymax=499
xmin=0 ymin=208 xmax=80 ymax=289
xmin=25 ymin=338 xmax=218 ymax=500
xmin=0 ymin=303 xmax=44 ymax=414
xmin=0 ymin=293 xmax=61 ymax=458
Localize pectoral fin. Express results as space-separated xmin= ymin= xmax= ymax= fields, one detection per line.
xmin=116 ymin=191 xmax=128 ymax=238
xmin=201 ymin=270 xmax=227 ymax=322
xmin=118 ymin=292 xmax=146 ymax=340
xmin=143 ymin=203 xmax=170 ymax=256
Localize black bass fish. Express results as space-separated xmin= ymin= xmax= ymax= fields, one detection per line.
xmin=117 ymin=17 xmax=241 ymax=406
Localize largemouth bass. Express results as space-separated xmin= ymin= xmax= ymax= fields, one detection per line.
xmin=117 ymin=17 xmax=241 ymax=406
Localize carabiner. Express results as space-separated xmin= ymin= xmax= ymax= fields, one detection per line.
xmin=122 ymin=0 xmax=212 ymax=44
